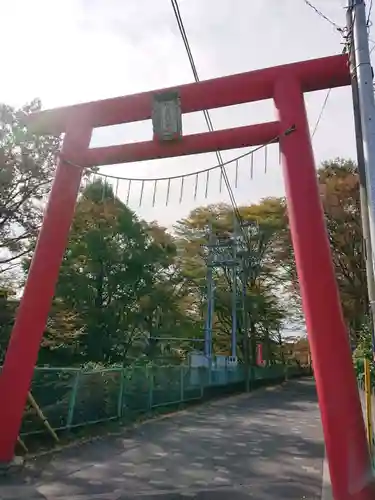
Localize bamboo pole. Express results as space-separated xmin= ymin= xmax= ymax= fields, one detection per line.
xmin=27 ymin=392 xmax=59 ymax=443
xmin=16 ymin=436 xmax=28 ymax=453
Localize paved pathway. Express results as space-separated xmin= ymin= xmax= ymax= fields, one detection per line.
xmin=1 ymin=378 xmax=325 ymax=499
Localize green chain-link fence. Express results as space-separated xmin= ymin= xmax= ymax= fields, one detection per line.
xmin=20 ymin=363 xmax=305 ymax=438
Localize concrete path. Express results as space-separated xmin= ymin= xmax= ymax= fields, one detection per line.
xmin=1 ymin=378 xmax=326 ymax=499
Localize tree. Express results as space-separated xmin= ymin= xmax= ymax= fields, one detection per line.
xmin=174 ymin=203 xmax=287 ymax=363
xmin=261 ymin=158 xmax=368 ymax=344
xmin=47 ymin=178 xmax=179 ymax=365
xmin=0 ymin=100 xmax=61 ymax=282
xmin=319 ymin=159 xmax=367 ymax=341
xmin=13 ymin=157 xmax=365 ymax=370
xmin=0 ymin=287 xmax=18 ymax=363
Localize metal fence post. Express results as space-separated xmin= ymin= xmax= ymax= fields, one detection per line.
xmin=180 ymin=366 xmax=184 ymax=402
xmin=199 ymin=368 xmax=204 ymax=398
xmin=148 ymin=366 xmax=154 ymax=410
xmin=117 ymin=368 xmax=125 ymax=418
xmin=249 ymin=364 xmax=253 ymax=391
xmin=67 ymin=369 xmax=81 ymax=429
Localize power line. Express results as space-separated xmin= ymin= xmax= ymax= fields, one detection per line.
xmin=303 ymin=0 xmax=344 ymax=33
xmin=305 ymin=1 xmax=349 ymax=138
xmin=368 ymin=0 xmax=374 ymax=27
xmin=170 ymin=0 xmax=245 ymax=228
xmin=311 ymin=88 xmax=331 ymax=139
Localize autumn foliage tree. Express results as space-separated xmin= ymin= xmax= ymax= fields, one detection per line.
xmin=319 ymin=159 xmax=367 ymax=340
xmin=174 ymin=203 xmax=287 ymax=363
xmin=250 ymin=159 xmax=368 ymax=344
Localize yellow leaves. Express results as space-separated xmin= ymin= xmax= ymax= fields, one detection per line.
xmin=70 ymin=195 xmax=127 ymax=247
xmin=319 ymin=160 xmax=360 ymax=223
xmin=145 ymin=221 xmax=175 ymax=251
xmin=43 ymin=302 xmax=82 ymax=347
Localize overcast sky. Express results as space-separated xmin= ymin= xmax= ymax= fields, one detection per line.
xmin=2 ymin=0 xmax=374 ymax=226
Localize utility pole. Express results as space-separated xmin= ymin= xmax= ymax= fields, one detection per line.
xmin=349 ymin=0 xmax=375 ymax=359
xmin=351 ymin=0 xmax=375 ymax=276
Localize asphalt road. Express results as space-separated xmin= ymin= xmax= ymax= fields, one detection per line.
xmin=1 ymin=378 xmax=325 ymax=499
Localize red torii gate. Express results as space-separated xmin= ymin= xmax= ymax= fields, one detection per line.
xmin=0 ymin=54 xmax=373 ymax=499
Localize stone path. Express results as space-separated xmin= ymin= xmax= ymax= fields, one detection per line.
xmin=0 ymin=378 xmax=325 ymax=499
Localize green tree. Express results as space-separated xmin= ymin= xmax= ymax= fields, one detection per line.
xmin=0 ymin=287 xmax=18 ymax=363
xmin=0 ymin=100 xmax=61 ymax=280
xmin=0 ymin=101 xmax=64 ymax=364
xmin=49 ymin=178 xmax=179 ymax=365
